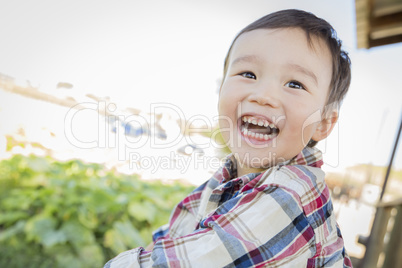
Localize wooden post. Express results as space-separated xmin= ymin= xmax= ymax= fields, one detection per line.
xmin=382 ymin=204 xmax=402 ymax=268
xmin=359 ymin=206 xmax=392 ymax=268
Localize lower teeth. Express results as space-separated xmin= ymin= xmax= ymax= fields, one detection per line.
xmin=242 ymin=127 xmax=275 ymax=140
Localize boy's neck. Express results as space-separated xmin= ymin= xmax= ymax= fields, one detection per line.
xmin=236 ymin=165 xmax=266 ymax=178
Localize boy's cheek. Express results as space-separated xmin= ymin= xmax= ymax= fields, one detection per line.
xmin=300 ymin=122 xmax=320 ymax=146
xmin=218 ymin=118 xmax=236 ymax=146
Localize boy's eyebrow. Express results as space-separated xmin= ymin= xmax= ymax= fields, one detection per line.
xmin=230 ymin=55 xmax=262 ymax=66
xmin=288 ymin=63 xmax=318 ymax=86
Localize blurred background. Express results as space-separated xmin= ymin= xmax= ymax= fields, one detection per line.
xmin=0 ymin=0 xmax=401 ymax=267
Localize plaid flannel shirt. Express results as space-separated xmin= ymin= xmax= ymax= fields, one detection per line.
xmin=105 ymin=147 xmax=352 ymax=267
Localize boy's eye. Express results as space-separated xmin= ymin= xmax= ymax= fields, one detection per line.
xmin=239 ymin=72 xmax=256 ymax=80
xmin=285 ymin=81 xmax=306 ymax=90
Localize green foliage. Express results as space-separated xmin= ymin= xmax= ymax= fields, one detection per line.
xmin=0 ymin=154 xmax=194 ymax=267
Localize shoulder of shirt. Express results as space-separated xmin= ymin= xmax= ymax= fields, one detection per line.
xmin=258 ymin=164 xmax=326 ymax=199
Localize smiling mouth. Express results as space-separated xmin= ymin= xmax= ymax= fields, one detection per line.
xmin=240 ymin=115 xmax=279 ymax=141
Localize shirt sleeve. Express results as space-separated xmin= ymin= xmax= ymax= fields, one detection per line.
xmin=105 ymin=185 xmax=320 ymax=268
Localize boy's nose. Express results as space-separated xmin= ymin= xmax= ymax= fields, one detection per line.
xmin=247 ymin=84 xmax=280 ymax=108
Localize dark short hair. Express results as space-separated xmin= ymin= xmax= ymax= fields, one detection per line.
xmin=221 ymin=9 xmax=351 ymax=147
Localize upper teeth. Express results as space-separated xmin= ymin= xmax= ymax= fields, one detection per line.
xmin=242 ymin=116 xmax=277 ymax=129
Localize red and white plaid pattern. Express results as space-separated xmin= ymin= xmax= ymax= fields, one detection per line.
xmin=105 ymin=146 xmax=352 ymax=267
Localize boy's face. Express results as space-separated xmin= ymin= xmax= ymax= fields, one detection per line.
xmin=218 ymin=28 xmax=334 ymax=174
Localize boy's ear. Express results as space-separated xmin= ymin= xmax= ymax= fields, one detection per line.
xmin=311 ymin=110 xmax=338 ymax=142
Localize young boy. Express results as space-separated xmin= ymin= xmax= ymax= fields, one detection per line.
xmin=105 ymin=9 xmax=352 ymax=267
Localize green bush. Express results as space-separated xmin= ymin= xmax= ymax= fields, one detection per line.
xmin=0 ymin=154 xmax=194 ymax=267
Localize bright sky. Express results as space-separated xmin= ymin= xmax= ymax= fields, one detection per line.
xmin=1 ymin=0 xmax=401 ymax=171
